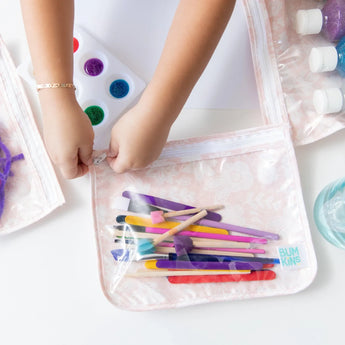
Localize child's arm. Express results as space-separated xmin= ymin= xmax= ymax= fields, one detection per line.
xmin=107 ymin=0 xmax=236 ymax=173
xmin=20 ymin=0 xmax=94 ymax=179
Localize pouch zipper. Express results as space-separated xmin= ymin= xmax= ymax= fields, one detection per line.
xmin=157 ymin=125 xmax=286 ymax=162
xmin=245 ymin=0 xmax=285 ymax=125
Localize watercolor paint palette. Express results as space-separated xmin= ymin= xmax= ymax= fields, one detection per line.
xmin=72 ymin=26 xmax=146 ymax=149
xmin=18 ymin=26 xmax=146 ymax=150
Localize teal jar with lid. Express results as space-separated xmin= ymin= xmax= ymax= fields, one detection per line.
xmin=314 ymin=177 xmax=345 ymax=249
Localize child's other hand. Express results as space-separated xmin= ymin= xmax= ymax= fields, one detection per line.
xmin=107 ymin=103 xmax=171 ymax=173
xmin=39 ymin=91 xmax=94 ymax=179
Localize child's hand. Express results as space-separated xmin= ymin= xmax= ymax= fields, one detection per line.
xmin=107 ymin=103 xmax=171 ymax=173
xmin=39 ymin=91 xmax=94 ymax=179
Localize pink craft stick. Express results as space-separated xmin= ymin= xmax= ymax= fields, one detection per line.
xmin=145 ymin=227 xmax=267 ymax=244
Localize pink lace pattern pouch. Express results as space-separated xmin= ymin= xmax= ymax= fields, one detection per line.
xmin=90 ymin=124 xmax=317 ymax=310
xmin=0 ymin=36 xmax=64 ymax=234
xmin=243 ymin=0 xmax=345 ymax=145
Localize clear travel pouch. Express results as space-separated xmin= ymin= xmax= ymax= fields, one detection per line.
xmin=0 ymin=36 xmax=64 ymax=234
xmin=243 ymin=0 xmax=345 ymax=145
xmin=90 ymin=124 xmax=317 ymax=310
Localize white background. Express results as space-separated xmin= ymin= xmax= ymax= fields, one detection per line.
xmin=1 ymin=1 xmax=345 ymax=345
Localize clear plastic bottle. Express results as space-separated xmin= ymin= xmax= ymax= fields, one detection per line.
xmin=296 ymin=0 xmax=345 ymax=42
xmin=314 ymin=177 xmax=345 ymax=249
xmin=309 ymin=36 xmax=345 ymax=76
xmin=313 ymin=87 xmax=344 ymax=114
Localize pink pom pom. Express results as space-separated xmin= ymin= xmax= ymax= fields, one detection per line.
xmin=150 ymin=210 xmax=165 ymax=224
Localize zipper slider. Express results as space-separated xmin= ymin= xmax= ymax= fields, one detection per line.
xmin=93 ymin=152 xmax=107 ymax=166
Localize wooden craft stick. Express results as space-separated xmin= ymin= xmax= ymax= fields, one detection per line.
xmin=116 ymin=215 xmax=229 ymax=235
xmin=152 ymin=210 xmax=208 ymax=245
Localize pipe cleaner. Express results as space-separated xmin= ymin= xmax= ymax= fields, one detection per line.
xmin=0 ymin=137 xmax=24 ymax=218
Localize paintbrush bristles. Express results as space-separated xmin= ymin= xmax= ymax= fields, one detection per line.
xmin=153 ymin=209 xmax=208 ymax=246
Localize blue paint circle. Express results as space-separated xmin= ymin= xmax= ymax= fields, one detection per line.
xmin=109 ymin=79 xmax=129 ymax=98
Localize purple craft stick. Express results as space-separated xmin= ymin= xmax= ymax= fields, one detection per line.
xmin=173 ymin=216 xmax=280 ymax=240
xmin=145 ymin=227 xmax=267 ymax=244
xmin=155 ymin=260 xmax=263 ymax=271
xmin=122 ymin=190 xmax=222 ymax=222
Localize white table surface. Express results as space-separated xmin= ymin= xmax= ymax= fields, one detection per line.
xmin=1 ymin=1 xmax=345 ymax=345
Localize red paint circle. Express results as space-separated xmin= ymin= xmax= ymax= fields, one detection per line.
xmin=73 ymin=37 xmax=79 ymax=53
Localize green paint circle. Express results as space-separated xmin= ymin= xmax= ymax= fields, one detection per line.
xmin=84 ymin=105 xmax=104 ymax=126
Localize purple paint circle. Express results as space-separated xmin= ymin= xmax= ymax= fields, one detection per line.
xmin=84 ymin=58 xmax=104 ymax=76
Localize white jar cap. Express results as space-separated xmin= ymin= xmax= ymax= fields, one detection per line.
xmin=296 ymin=9 xmax=323 ymax=35
xmin=313 ymin=88 xmax=343 ymax=115
xmin=309 ymin=47 xmax=338 ymax=73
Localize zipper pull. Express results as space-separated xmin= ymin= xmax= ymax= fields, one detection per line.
xmin=93 ymin=152 xmax=107 ymax=166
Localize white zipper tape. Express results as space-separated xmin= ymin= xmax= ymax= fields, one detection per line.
xmin=152 ymin=125 xmax=287 ymax=167
xmin=0 ymin=37 xmax=64 ymax=208
xmin=245 ymin=0 xmax=286 ymax=125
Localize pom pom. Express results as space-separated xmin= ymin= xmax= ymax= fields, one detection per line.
xmin=150 ymin=210 xmax=165 ymax=224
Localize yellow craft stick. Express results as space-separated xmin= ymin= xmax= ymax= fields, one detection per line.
xmin=126 ymin=269 xmax=251 ymax=278
xmin=121 ymin=215 xmax=228 ymax=235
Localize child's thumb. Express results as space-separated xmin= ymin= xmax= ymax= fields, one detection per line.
xmin=106 ymin=143 xmax=128 ymax=173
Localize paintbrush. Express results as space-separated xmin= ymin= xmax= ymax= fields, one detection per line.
xmin=136 ymin=209 xmax=208 ymax=254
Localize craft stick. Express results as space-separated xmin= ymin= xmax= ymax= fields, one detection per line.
xmin=146 ymin=227 xmax=267 ymax=244
xmin=161 ymin=240 xmax=250 ymax=250
xmin=167 ymin=270 xmax=276 ymax=284
xmin=165 ymin=205 xmax=223 ymax=217
xmin=112 ymin=224 xmax=268 ymax=244
xmin=113 ymin=230 xmax=250 ymax=249
xmin=153 ymin=210 xmax=207 ymax=245
xmin=119 ymin=243 xmax=254 ymax=257
xmin=193 ymin=247 xmax=265 ymax=254
xmin=116 ymin=215 xmax=228 ymax=235
xmin=115 ymin=238 xmax=252 ymax=250
xmin=174 ymin=216 xmax=280 ymax=240
xmin=122 ymin=191 xmax=222 ymax=221
xmin=110 ymin=249 xmax=279 ymax=264
xmin=144 ymin=226 xmax=267 ymax=244
xmin=126 ymin=269 xmax=251 ymax=278
xmin=146 ymin=259 xmax=263 ymax=271
xmin=119 ymin=238 xmax=262 ymax=254
xmin=151 ymin=204 xmax=223 ymax=224
xmin=156 ymin=243 xmax=260 ymax=254
xmin=154 ymin=246 xmax=254 ymax=257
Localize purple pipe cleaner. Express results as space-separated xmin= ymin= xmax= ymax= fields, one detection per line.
xmin=0 ymin=137 xmax=24 ymax=218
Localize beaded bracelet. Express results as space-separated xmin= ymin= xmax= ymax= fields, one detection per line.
xmin=36 ymin=83 xmax=76 ymax=92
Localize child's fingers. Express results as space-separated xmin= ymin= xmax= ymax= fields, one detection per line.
xmin=59 ymin=156 xmax=88 ymax=179
xmin=107 ymin=141 xmax=126 ymax=173
xmin=78 ymin=144 xmax=93 ymax=166
xmin=107 ymin=153 xmax=130 ymax=174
